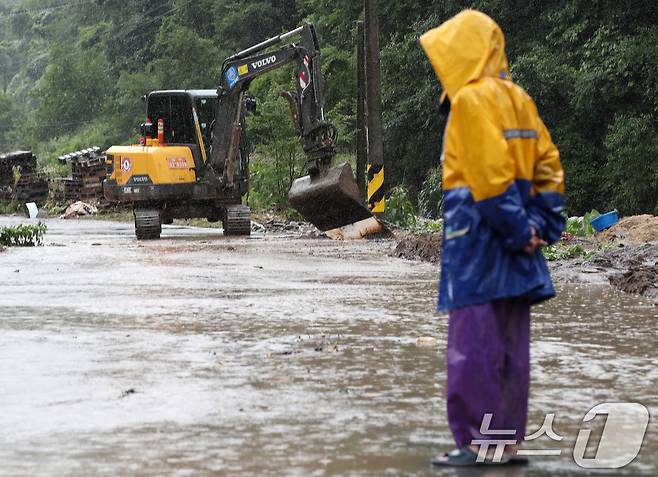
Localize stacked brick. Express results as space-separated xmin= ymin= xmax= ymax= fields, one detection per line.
xmin=58 ymin=147 xmax=107 ymax=202
xmin=15 ymin=172 xmax=49 ymax=203
xmin=0 ymin=151 xmax=48 ymax=203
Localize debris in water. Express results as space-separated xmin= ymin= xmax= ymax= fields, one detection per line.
xmin=120 ymin=388 xmax=136 ymax=398
xmin=271 ymin=375 xmax=290 ymax=382
xmin=416 ymin=337 xmax=438 ymax=347
xmin=251 ymin=221 xmax=266 ymax=233
xmin=261 ymin=218 xmax=325 ymax=238
xmin=271 ymin=350 xmax=301 ymax=356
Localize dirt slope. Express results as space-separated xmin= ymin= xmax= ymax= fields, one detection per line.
xmin=599 ymin=214 xmax=658 ymax=244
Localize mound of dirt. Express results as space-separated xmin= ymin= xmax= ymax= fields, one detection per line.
xmin=609 ymin=265 xmax=658 ymax=300
xmin=599 ymin=215 xmax=658 ymax=244
xmin=392 ymin=233 xmax=441 ymax=263
xmin=590 ymin=241 xmax=658 ymax=269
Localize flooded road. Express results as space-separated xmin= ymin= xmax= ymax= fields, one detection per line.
xmin=1 ymin=217 xmax=656 ymax=476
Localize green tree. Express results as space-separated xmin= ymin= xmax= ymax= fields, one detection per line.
xmin=380 ymin=16 xmax=445 ymax=200
xmin=247 ymin=70 xmax=305 ymax=211
xmin=149 ymin=18 xmax=220 ymax=89
xmin=2 ymin=0 xmax=657 ymax=215
xmin=604 ymin=114 xmax=658 ymax=214
xmin=32 ymin=44 xmax=112 ymax=139
xmin=212 ymin=0 xmax=300 ymax=53
xmin=0 ymin=91 xmax=22 ymax=150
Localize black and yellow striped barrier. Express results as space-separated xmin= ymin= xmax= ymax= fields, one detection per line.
xmin=367 ymin=163 xmax=385 ymax=213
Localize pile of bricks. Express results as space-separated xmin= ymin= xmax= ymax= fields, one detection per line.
xmin=58 ymin=147 xmax=107 ymax=202
xmin=15 ymin=172 xmax=49 ymax=203
xmin=0 ymin=151 xmax=48 ymax=203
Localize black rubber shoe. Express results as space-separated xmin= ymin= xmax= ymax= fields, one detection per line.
xmin=507 ymin=454 xmax=529 ymax=465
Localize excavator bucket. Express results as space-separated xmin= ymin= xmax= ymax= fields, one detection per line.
xmin=288 ymin=163 xmax=374 ymax=231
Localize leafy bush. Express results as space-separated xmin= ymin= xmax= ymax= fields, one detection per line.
xmin=246 ymin=99 xmax=305 ymax=213
xmin=381 ymin=15 xmax=445 ymax=200
xmin=0 ymin=200 xmax=22 ymax=215
xmin=0 ymin=222 xmax=47 ymax=247
xmin=566 ymin=210 xmax=600 ymax=237
xmin=246 ymin=71 xmax=307 ymax=215
xmin=418 ymin=166 xmax=443 ymax=219
xmin=384 ymin=185 xmax=416 ymax=228
xmin=414 ymin=217 xmax=442 ymax=234
xmin=32 ymin=43 xmax=112 ymax=142
xmin=34 ymin=120 xmax=122 ymax=171
xmin=542 ymin=243 xmax=595 ymax=261
xmin=248 ymin=150 xmax=305 ymax=214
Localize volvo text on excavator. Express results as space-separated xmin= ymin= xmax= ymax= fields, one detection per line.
xmin=103 ymin=23 xmax=373 ymax=239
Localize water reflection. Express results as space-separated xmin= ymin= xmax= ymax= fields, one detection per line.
xmin=0 ymin=219 xmax=655 ymax=476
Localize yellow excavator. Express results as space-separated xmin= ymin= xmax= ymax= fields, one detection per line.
xmin=104 ymin=23 xmax=373 ymax=239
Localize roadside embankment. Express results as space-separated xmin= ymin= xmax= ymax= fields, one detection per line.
xmin=389 ymin=215 xmax=658 ymax=303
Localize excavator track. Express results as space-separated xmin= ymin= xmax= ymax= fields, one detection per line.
xmin=223 ymin=204 xmax=251 ymax=236
xmin=134 ymin=208 xmax=162 ymax=240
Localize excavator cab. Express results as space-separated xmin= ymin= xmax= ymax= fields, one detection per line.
xmin=147 ymin=93 xmax=196 ymax=144
xmin=142 ymin=90 xmax=249 ymax=195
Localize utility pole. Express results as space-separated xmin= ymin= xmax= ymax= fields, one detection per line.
xmin=364 ymin=0 xmax=385 ymax=214
xmin=355 ymin=20 xmax=367 ymax=200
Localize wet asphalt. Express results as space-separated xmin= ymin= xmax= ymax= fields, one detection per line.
xmin=0 ymin=217 xmax=656 ymax=477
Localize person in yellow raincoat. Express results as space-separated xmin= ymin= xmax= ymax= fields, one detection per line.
xmin=420 ymin=10 xmax=565 ymax=466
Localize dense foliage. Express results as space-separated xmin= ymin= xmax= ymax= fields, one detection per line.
xmin=1 ymin=0 xmax=656 ymax=215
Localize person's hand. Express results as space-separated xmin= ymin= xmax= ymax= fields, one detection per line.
xmin=524 ymin=227 xmax=547 ymax=254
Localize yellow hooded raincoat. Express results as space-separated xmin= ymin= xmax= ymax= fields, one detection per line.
xmin=420 ymin=10 xmax=565 ymax=311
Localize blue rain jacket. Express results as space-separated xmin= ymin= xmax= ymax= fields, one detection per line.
xmin=420 ymin=10 xmax=566 ymax=311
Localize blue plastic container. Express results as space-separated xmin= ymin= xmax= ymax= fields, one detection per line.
xmin=589 ymin=210 xmax=619 ymax=232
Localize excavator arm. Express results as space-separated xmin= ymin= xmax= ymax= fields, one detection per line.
xmin=209 ymin=24 xmax=335 ymax=181
xmin=209 ymin=23 xmax=374 ymax=232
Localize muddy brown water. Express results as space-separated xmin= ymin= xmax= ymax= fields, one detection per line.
xmin=0 ymin=218 xmax=656 ymax=476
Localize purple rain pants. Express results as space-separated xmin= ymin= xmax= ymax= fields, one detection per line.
xmin=446 ymin=298 xmax=531 ymax=448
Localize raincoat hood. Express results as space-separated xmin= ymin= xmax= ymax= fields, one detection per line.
xmin=420 ymin=10 xmax=510 ymax=101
